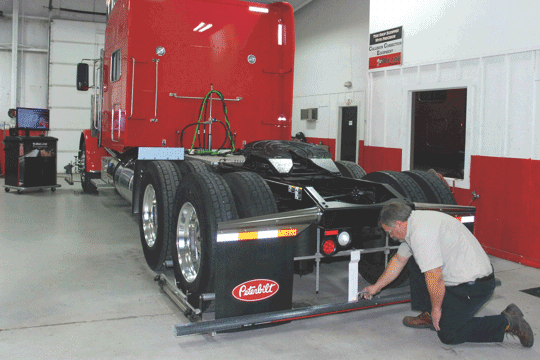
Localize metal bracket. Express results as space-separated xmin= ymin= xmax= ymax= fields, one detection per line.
xmin=154 ymin=274 xmax=201 ymax=318
xmin=348 ymin=250 xmax=360 ymax=302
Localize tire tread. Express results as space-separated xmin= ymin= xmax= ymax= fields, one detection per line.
xmin=222 ymin=172 xmax=277 ymax=218
xmin=335 ymin=160 xmax=367 ymax=179
xmin=139 ymin=160 xmax=181 ymax=271
xmin=402 ymin=170 xmax=457 ymax=205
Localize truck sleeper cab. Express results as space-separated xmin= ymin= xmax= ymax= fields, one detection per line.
xmin=75 ymin=0 xmax=476 ymax=312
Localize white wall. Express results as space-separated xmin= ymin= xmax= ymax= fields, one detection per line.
xmin=292 ymin=0 xmax=369 ymax=146
xmin=48 ymin=19 xmax=105 ymax=170
xmin=371 ymin=0 xmax=540 ymax=66
xmin=0 ymin=16 xmax=49 ymax=128
xmin=368 ymin=0 xmax=540 ymax=188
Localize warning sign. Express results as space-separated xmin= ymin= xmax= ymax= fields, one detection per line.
xmin=369 ymin=26 xmax=403 ymax=69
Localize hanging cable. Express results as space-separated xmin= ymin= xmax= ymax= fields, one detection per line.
xmin=188 ymin=89 xmax=236 ymax=155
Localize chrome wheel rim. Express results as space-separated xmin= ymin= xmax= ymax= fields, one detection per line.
xmin=176 ymin=202 xmax=201 ymax=283
xmin=142 ymin=184 xmax=158 ymax=248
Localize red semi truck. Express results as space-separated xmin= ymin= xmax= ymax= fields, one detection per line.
xmin=76 ymin=0 xmax=476 ymax=331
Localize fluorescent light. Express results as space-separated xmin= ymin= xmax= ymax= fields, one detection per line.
xmin=199 ymin=24 xmax=213 ymax=32
xmin=278 ymin=24 xmax=283 ymax=45
xmin=193 ymin=22 xmax=205 ymax=31
xmin=249 ymin=6 xmax=269 ymax=13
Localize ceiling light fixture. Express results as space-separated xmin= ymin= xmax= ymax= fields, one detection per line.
xmin=193 ymin=22 xmax=205 ymax=31
xmin=199 ymin=24 xmax=213 ymax=32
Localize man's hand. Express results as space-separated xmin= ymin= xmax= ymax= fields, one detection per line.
xmin=359 ymin=285 xmax=380 ymax=300
xmin=431 ymin=307 xmax=442 ymax=331
xmin=359 ymin=254 xmax=410 ymax=300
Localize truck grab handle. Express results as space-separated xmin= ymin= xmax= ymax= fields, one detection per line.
xmin=129 ymin=57 xmax=135 ymax=119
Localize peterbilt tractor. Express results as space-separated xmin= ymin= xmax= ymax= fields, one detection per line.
xmin=75 ymin=0 xmax=476 ymax=329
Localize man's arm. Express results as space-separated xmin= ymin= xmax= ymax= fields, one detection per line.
xmin=361 ymin=253 xmax=410 ymax=299
xmin=424 ymin=267 xmax=445 ymax=331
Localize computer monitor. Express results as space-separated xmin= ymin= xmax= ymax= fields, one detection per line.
xmin=16 ymin=107 xmax=50 ymax=132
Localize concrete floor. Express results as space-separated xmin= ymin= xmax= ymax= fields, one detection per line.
xmin=1 ymin=178 xmax=539 ymax=359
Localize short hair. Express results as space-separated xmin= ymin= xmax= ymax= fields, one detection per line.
xmin=379 ymin=201 xmax=412 ymax=227
xmin=294 ymin=132 xmax=306 ymax=142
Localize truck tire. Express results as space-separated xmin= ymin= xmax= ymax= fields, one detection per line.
xmin=139 ymin=161 xmax=181 ymax=271
xmin=79 ymin=141 xmax=99 ymax=193
xmin=362 ymin=171 xmax=428 ymax=203
xmin=172 ymin=172 xmax=238 ymax=308
xmin=358 ymin=249 xmax=409 ymax=287
xmin=402 ymin=170 xmax=457 ymax=205
xmin=358 ymin=171 xmax=426 ymax=287
xmin=178 ymin=160 xmax=212 ymax=177
xmin=334 ymin=161 xmax=366 ymax=179
xmin=222 ymin=172 xmax=277 ymax=218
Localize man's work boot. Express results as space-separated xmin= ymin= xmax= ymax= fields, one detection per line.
xmin=502 ymin=304 xmax=534 ymax=347
xmin=402 ymin=312 xmax=435 ymax=330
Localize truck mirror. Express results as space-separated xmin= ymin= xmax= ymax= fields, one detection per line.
xmin=76 ymin=63 xmax=89 ymax=91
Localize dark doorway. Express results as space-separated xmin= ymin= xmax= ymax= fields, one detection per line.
xmin=340 ymin=106 xmax=358 ymax=162
xmin=411 ymin=89 xmax=467 ymax=179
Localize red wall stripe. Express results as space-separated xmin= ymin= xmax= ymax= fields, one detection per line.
xmin=361 ymin=145 xmax=402 ymax=173
xmin=357 ymin=146 xmax=540 ymax=269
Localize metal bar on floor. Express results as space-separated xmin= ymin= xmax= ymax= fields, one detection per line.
xmin=173 ymin=291 xmax=411 ymax=337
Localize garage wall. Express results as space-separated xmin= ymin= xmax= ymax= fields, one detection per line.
xmin=0 ymin=12 xmax=105 ymax=174
xmin=292 ymin=0 xmax=369 ymax=158
xmin=370 ymin=0 xmax=540 ymax=66
xmin=368 ymin=0 xmax=540 ymax=268
xmin=48 ymin=19 xmax=105 ymax=171
xmin=0 ymin=16 xmax=49 ymax=125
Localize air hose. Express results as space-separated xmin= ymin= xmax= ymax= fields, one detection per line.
xmin=188 ymin=89 xmax=236 ymax=155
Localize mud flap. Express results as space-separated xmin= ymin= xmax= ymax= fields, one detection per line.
xmin=214 ymin=233 xmax=295 ymax=319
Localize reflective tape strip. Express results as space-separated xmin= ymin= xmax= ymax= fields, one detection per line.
xmin=455 ymin=215 xmax=475 ymax=223
xmin=217 ymin=233 xmax=240 ymax=242
xmin=217 ymin=228 xmax=297 ymax=242
xmin=461 ymin=216 xmax=474 ymax=223
xmin=258 ymin=230 xmax=279 ymax=239
xmin=325 ymin=230 xmax=339 ymax=236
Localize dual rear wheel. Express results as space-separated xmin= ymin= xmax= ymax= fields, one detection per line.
xmin=170 ymin=163 xmax=276 ymax=308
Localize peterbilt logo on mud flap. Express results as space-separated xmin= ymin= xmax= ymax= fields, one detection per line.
xmin=232 ymin=279 xmax=279 ymax=302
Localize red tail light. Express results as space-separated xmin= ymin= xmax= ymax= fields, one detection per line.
xmin=321 ymin=239 xmax=336 ymax=255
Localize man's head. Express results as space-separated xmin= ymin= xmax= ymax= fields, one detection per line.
xmin=292 ymin=132 xmax=306 ymax=142
xmin=379 ymin=201 xmax=412 ymax=240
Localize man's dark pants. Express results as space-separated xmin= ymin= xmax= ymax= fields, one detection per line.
xmin=408 ymin=257 xmax=508 ymax=344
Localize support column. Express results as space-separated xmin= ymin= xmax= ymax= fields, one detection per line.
xmin=10 ymin=0 xmax=19 ymax=109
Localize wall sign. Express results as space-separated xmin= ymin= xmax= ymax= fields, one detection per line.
xmin=369 ymin=26 xmax=403 ymax=69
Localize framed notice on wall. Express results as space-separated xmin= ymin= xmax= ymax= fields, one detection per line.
xmin=368 ymin=26 xmax=403 ymax=70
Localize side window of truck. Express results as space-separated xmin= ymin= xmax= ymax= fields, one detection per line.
xmin=111 ymin=49 xmax=121 ymax=82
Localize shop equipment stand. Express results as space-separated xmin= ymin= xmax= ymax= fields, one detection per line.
xmin=3 ymin=136 xmax=60 ymax=194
